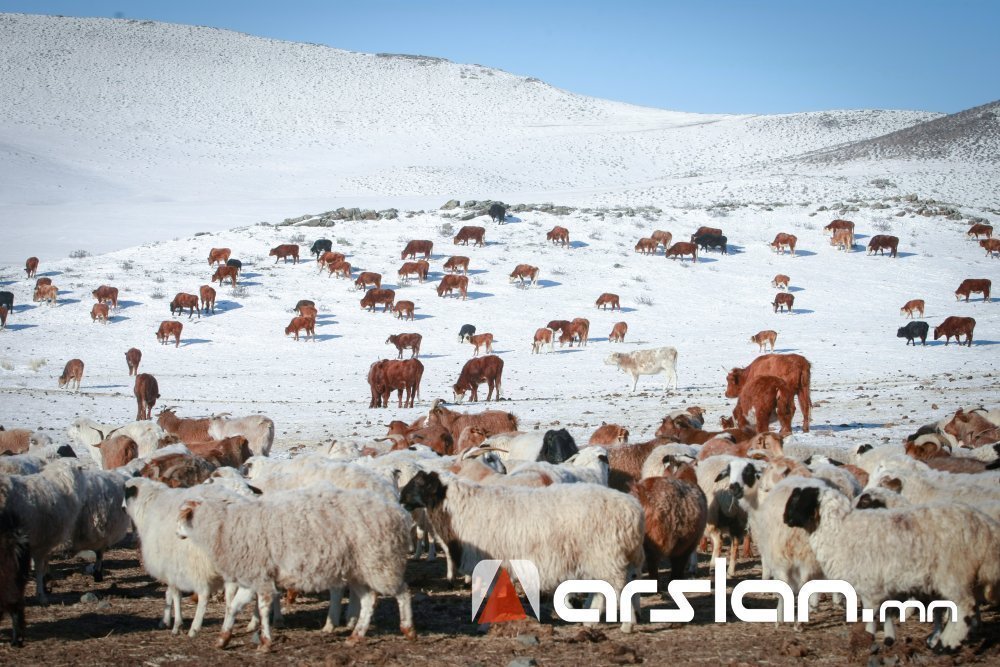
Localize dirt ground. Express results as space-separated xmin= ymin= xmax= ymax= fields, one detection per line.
xmin=3 ymin=545 xmax=998 ymax=667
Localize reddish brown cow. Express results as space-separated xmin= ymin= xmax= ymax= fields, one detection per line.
xmin=156 ymin=320 xmax=183 ymax=348
xmin=170 ymin=292 xmax=201 ymax=319
xmin=354 ymin=272 xmax=382 ymax=290
xmin=596 ymin=293 xmax=620 ymax=310
xmin=211 ymin=265 xmax=238 ymax=287
xmin=386 ymin=333 xmax=422 ymax=359
xmin=770 ymin=233 xmax=797 ymax=256
xmin=830 ymin=228 xmax=854 ymax=251
xmin=955 ymin=278 xmax=991 ymax=302
xmin=750 ymin=330 xmax=777 ymax=352
xmin=588 ymin=423 xmax=629 ymax=445
xmin=393 ymin=300 xmax=415 ymax=320
xmin=967 ymin=223 xmax=993 ymax=240
xmin=981 ymin=238 xmax=1000 ymax=258
xmin=609 ymin=321 xmax=628 ymax=343
xmin=570 ymin=318 xmax=590 ymax=347
xmin=900 ymin=299 xmax=924 ymax=318
xmin=867 ymin=235 xmax=899 ymax=257
xmin=0 ymin=305 xmax=7 ymax=330
xmin=469 ymin=333 xmax=494 ymax=356
xmin=294 ymin=299 xmax=315 ymax=314
xmin=33 ymin=284 xmax=58 ymax=305
xmin=199 ymin=285 xmax=216 ymax=315
xmin=824 ymin=219 xmax=854 ymax=235
xmin=24 ymin=256 xmax=39 ymax=278
xmin=58 ymin=358 xmax=84 ymax=391
xmin=207 ymin=248 xmax=231 ymax=266
xmin=509 ymin=264 xmax=539 ymax=287
xmin=35 ymin=277 xmax=52 ymax=290
xmin=547 ymin=226 xmax=570 ymax=246
xmin=634 ymin=238 xmax=658 ymax=255
xmin=360 ymin=288 xmax=396 ymax=312
xmin=934 ymin=316 xmax=976 ymax=347
xmin=327 ymin=260 xmax=352 ymax=279
xmin=651 ymin=230 xmax=673 ymax=248
xmin=368 ymin=359 xmax=423 ymax=408
xmin=772 ymin=274 xmax=790 ymax=290
xmin=454 ymin=226 xmax=486 ymax=247
xmin=125 ymin=348 xmax=142 ymax=376
xmin=398 ymin=261 xmax=428 ymax=283
xmin=726 ymin=353 xmax=812 ymax=432
xmin=269 ymin=244 xmax=300 ymax=264
xmin=437 ymin=275 xmax=468 ymax=300
xmin=732 ymin=375 xmax=795 ymax=435
xmin=318 ymin=251 xmax=346 ymax=271
xmin=531 ymin=328 xmax=553 ymax=354
xmin=401 ymin=240 xmax=433 ymax=260
xmin=691 ymin=226 xmax=722 ymax=241
xmin=665 ymin=242 xmax=698 ymax=262
xmin=546 ymin=319 xmax=572 ymax=333
xmin=134 ymin=373 xmax=160 ymax=420
xmin=773 ymin=292 xmax=794 ymax=313
xmin=297 ymin=305 xmax=318 ymax=320
xmin=285 ymin=316 xmax=316 ymax=341
xmin=92 ymin=285 xmax=119 ymax=309
xmin=453 ymin=355 xmax=504 ymax=402
xmin=91 ymin=303 xmax=110 ymax=324
xmin=443 ymin=256 xmax=469 ymax=274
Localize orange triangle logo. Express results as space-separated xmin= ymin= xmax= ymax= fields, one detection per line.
xmin=478 ymin=568 xmax=528 ymax=623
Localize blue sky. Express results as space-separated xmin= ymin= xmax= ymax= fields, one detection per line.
xmin=3 ymin=1 xmax=997 ymax=114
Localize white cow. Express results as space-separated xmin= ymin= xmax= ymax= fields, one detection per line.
xmin=604 ymin=347 xmax=678 ymax=392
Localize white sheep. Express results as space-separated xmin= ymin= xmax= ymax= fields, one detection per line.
xmin=66 ymin=467 xmax=133 ymax=582
xmin=0 ymin=445 xmax=78 ymax=476
xmin=207 ymin=414 xmax=275 ymax=457
xmin=640 ymin=443 xmax=700 ymax=480
xmin=67 ymin=417 xmax=173 ymax=464
xmin=508 ymin=446 xmax=610 ymax=485
xmin=868 ymin=464 xmax=1000 ymax=504
xmin=695 ymin=455 xmax=764 ymax=576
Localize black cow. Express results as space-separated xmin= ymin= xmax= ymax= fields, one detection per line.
xmin=538 ymin=428 xmax=578 ymax=464
xmin=0 ymin=291 xmax=12 ymax=315
xmin=226 ymin=258 xmax=242 ymax=273
xmin=488 ymin=203 xmax=506 ymax=225
xmin=693 ymin=233 xmax=728 ymax=254
xmin=897 ymin=321 xmax=929 ymax=346
xmin=458 ymin=324 xmax=476 ymax=343
xmin=311 ymin=239 xmax=333 ymax=257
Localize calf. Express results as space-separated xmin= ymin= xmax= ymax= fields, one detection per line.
xmin=58 ymin=358 xmax=84 ymax=391
xmin=458 ymin=324 xmax=476 ymax=343
xmin=225 ymin=258 xmax=242 ymax=274
xmin=691 ymin=226 xmax=722 ymax=241
xmin=665 ymin=242 xmax=698 ymax=262
xmin=547 ymin=226 xmax=569 ymax=246
xmin=211 ymin=265 xmax=238 ymax=287
xmin=269 ymin=244 xmax=299 ymax=264
xmin=443 ymin=256 xmax=469 ymax=274
xmin=651 ymin=230 xmax=672 ymax=248
xmin=393 ymin=300 xmax=415 ymax=320
xmin=454 ymin=226 xmax=486 ymax=246
xmin=509 ymin=264 xmax=539 ymax=287
xmin=317 ymin=251 xmax=346 ymax=269
xmin=967 ymin=223 xmax=993 ymax=240
xmin=770 ymin=233 xmax=797 ymax=256
xmin=867 ymin=234 xmax=898 ymax=257
xmin=773 ymin=292 xmax=794 ymax=313
xmin=771 ymin=274 xmax=790 ymax=290
xmin=354 ymin=272 xmax=382 ymax=291
xmin=609 ymin=321 xmax=628 ymax=343
xmin=386 ymin=333 xmax=421 ymax=359
xmin=0 ymin=291 xmax=11 ymax=317
xmin=634 ymin=238 xmax=658 ymax=255
xmin=90 ymin=303 xmax=110 ymax=324
xmin=749 ymin=330 xmax=777 ymax=352
xmin=824 ymin=219 xmax=854 ymax=235
xmin=469 ymin=333 xmax=494 ymax=356
xmin=596 ymin=292 xmax=620 ymax=310
xmin=125 ymin=348 xmax=142 ymax=376
xmin=436 ymin=275 xmax=468 ymax=299
xmin=360 ymin=288 xmax=395 ymax=312
xmin=169 ymin=292 xmax=200 ymax=319
xmin=133 ymin=373 xmax=160 ymax=420
xmin=398 ymin=261 xmax=428 ymax=283
xmin=156 ymin=320 xmax=183 ymax=347
xmin=0 ymin=305 xmax=7 ymax=330
xmin=693 ymin=233 xmax=727 ymax=254
xmin=532 ymin=328 xmax=553 ymax=353
xmin=207 ymin=248 xmax=231 ymax=266
xmin=569 ymin=318 xmax=590 ymax=347
xmin=285 ymin=316 xmax=316 ymax=341
xmin=24 ymin=257 xmax=39 ymax=278
xmin=900 ymin=299 xmax=924 ymax=318
xmin=954 ymin=278 xmax=991 ymax=302
xmin=934 ymin=316 xmax=975 ymax=347
xmin=605 ymin=347 xmax=678 ymax=392
xmin=732 ymin=374 xmax=795 ymax=435
xmin=199 ymin=285 xmax=216 ymax=315
xmin=33 ymin=284 xmax=58 ymax=305
xmin=310 ymin=239 xmax=333 ymax=258
xmin=830 ymin=228 xmax=853 ymax=251
xmin=296 ymin=305 xmax=318 ymax=320
xmin=92 ymin=285 xmax=119 ymax=309
xmin=453 ymin=355 xmax=503 ymax=401
xmin=488 ymin=203 xmax=506 ymax=224
xmin=547 ymin=319 xmax=571 ymax=334
xmin=897 ymin=321 xmax=929 ymax=346
xmin=401 ymin=240 xmax=433 ymax=260
xmin=981 ymin=238 xmax=1000 ymax=258
xmin=726 ymin=353 xmax=811 ymax=432
xmin=326 ymin=260 xmax=352 ymax=279
xmin=294 ymin=299 xmax=315 ymax=314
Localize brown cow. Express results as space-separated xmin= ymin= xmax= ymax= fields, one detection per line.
xmin=398 ymin=262 xmax=428 ymax=283
xmin=386 ymin=333 xmax=421 ymax=359
xmin=824 ymin=219 xmax=854 ymax=235
xmin=401 ymin=240 xmax=433 ymax=260
xmin=437 ymin=275 xmax=468 ymax=300
xmin=830 ymin=228 xmax=854 ymax=251
xmin=509 ymin=264 xmax=539 ymax=287
xmin=651 ymin=230 xmax=673 ymax=248
xmin=770 ymin=233 xmax=797 ymax=256
xmin=360 ymin=288 xmax=395 ymax=312
xmin=772 ymin=274 xmax=790 ymax=290
xmin=354 ymin=272 xmax=382 ymax=291
xmin=596 ymin=293 xmax=620 ymax=310
xmin=368 ymin=359 xmax=423 ymax=408
xmin=294 ymin=299 xmax=315 ymax=314
xmin=211 ymin=265 xmax=238 ymax=287
xmin=33 ymin=283 xmax=58 ymax=305
xmin=134 ymin=373 xmax=160 ymax=420
xmin=750 ymin=330 xmax=777 ymax=353
xmin=297 ymin=305 xmax=318 ymax=320
xmin=665 ymin=242 xmax=698 ymax=262
xmin=269 ymin=244 xmax=300 ymax=264
xmin=691 ymin=226 xmax=722 ymax=241
xmin=732 ymin=375 xmax=795 ymax=435
xmin=773 ymin=292 xmax=794 ymax=314
xmin=726 ymin=353 xmax=812 ymax=432
xmin=443 ymin=256 xmax=469 ymax=274
xmin=546 ymin=319 xmax=571 ymax=333
xmin=469 ymin=333 xmax=494 ymax=356
xmin=569 ymin=318 xmax=590 ymax=347
xmin=867 ymin=234 xmax=899 ymax=257
xmin=0 ymin=305 xmax=7 ymax=330
xmin=285 ymin=316 xmax=316 ymax=341
xmin=170 ymin=292 xmax=201 ymax=319
xmin=91 ymin=303 xmax=110 ymax=324
xmin=207 ymin=248 xmax=231 ymax=266
xmin=92 ymin=285 xmax=119 ymax=309
xmin=156 ymin=320 xmax=183 ymax=347
xmin=318 ymin=251 xmax=346 ymax=270
xmin=199 ymin=285 xmax=216 ymax=315
xmin=58 ymin=358 xmax=84 ymax=391
xmin=634 ymin=238 xmax=658 ymax=255
xmin=125 ymin=348 xmax=142 ymax=376
xmin=980 ymin=238 xmax=1000 ymax=258
xmin=588 ymin=423 xmax=629 ymax=446
xmin=955 ymin=278 xmax=991 ymax=302
xmin=454 ymin=226 xmax=486 ymax=247
xmin=900 ymin=299 xmax=924 ymax=318
xmin=547 ymin=226 xmax=570 ymax=246
xmin=393 ymin=300 xmax=415 ymax=320
xmin=934 ymin=316 xmax=976 ymax=347
xmin=453 ymin=355 xmax=504 ymax=402
xmin=967 ymin=223 xmax=993 ymax=240
xmin=35 ymin=276 xmax=52 ymax=289
xmin=609 ymin=321 xmax=628 ymax=343
xmin=24 ymin=256 xmax=39 ymax=278
xmin=327 ymin=260 xmax=352 ymax=279
xmin=531 ymin=328 xmax=553 ymax=353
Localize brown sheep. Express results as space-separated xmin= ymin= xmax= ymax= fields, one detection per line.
xmin=630 ymin=473 xmax=708 ymax=582
xmin=588 ymin=423 xmax=629 ymax=446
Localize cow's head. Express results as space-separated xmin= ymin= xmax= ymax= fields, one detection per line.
xmin=603 ymin=353 xmax=623 ymax=367
xmin=724 ymin=367 xmax=745 ymax=398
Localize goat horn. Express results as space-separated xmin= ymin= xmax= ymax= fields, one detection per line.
xmin=90 ymin=426 xmax=105 ymax=440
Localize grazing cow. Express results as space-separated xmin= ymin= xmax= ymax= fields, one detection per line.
xmin=443 ymin=256 xmax=469 ymax=274
xmin=393 ymin=300 xmax=415 ymax=320
xmin=589 ymin=423 xmax=629 ymax=446
xmin=955 ymin=278 xmax=991 ymax=302
xmin=34 ymin=277 xmax=51 ymax=290
xmin=211 ymin=265 xmax=238 ymax=287
xmin=125 ymin=348 xmax=142 ymax=376
xmin=596 ymin=293 xmax=620 ymax=310
xmin=635 ymin=238 xmax=658 ymax=255
xmin=981 ymin=238 xmax=1000 ymax=258
xmin=225 ymin=258 xmax=242 ymax=274
xmin=207 ymin=248 xmax=231 ymax=266
xmin=967 ymin=223 xmax=993 ymax=240
xmin=772 ymin=274 xmax=790 ymax=290
xmin=454 ymin=226 xmax=486 ymax=246
xmin=360 ymin=288 xmax=395 ymax=312
xmin=934 ymin=316 xmax=976 ymax=347
xmin=310 ymin=239 xmax=333 ymax=258
xmin=90 ymin=303 xmax=110 ymax=324
xmin=824 ymin=219 xmax=854 ymax=233
xmin=651 ymin=230 xmax=673 ymax=248
xmin=327 ymin=260 xmax=352 ymax=279
xmin=269 ymin=244 xmax=299 ymax=264
xmin=58 ymin=358 xmax=84 ymax=391
xmin=900 ymin=299 xmax=925 ymax=318
xmin=296 ymin=305 xmax=318 ymax=320
xmin=33 ymin=284 xmax=58 ymax=305
xmin=773 ymin=292 xmax=794 ymax=314
xmin=770 ymin=233 xmax=797 ymax=256
xmin=454 ymin=355 xmax=504 ymax=401
xmin=354 ymin=272 xmax=382 ymax=291
xmin=897 ymin=321 xmax=929 ymax=346
xmin=547 ymin=226 xmax=569 ymax=246
xmin=569 ymin=318 xmax=590 ymax=347
xmin=665 ymin=242 xmax=698 ymax=262
xmin=0 ymin=305 xmax=7 ymax=330
xmin=749 ymin=330 xmax=777 ymax=353
xmin=386 ymin=333 xmax=422 ymax=359
xmin=401 ymin=240 xmax=433 ymax=260
xmin=469 ymin=333 xmax=494 ymax=356
xmin=156 ymin=320 xmax=183 ymax=348
xmin=199 ymin=285 xmax=216 ymax=315
xmin=317 ymin=251 xmax=346 ymax=268
xmin=0 ymin=291 xmax=11 ymax=317
xmin=437 ymin=275 xmax=469 ymax=300
xmin=134 ymin=373 xmax=159 ymax=420
xmin=725 ymin=353 xmax=812 ymax=432
xmin=605 ymin=347 xmax=678 ymax=392
xmin=690 ymin=227 xmax=722 ymax=241
xmin=368 ymin=359 xmax=423 ymax=408
xmin=609 ymin=321 xmax=628 ymax=343
xmin=488 ymin=203 xmax=506 ymax=224
xmin=693 ymin=233 xmax=728 ymax=254
xmin=24 ymin=257 xmax=39 ymax=278
xmin=458 ymin=324 xmax=476 ymax=343
xmin=509 ymin=264 xmax=539 ymax=287
xmin=532 ymin=328 xmax=553 ymax=353
xmin=546 ymin=319 xmax=571 ymax=334
xmin=169 ymin=292 xmax=201 ymax=319
xmin=830 ymin=228 xmax=854 ymax=251
xmin=284 ymin=316 xmax=316 ymax=341
xmin=294 ymin=299 xmax=315 ymax=314
xmin=398 ymin=261 xmax=428 ymax=283
xmin=732 ymin=375 xmax=795 ymax=435
xmin=92 ymin=285 xmax=119 ymax=310
xmin=867 ymin=234 xmax=899 ymax=257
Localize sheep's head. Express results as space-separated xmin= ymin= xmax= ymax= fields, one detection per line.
xmin=399 ymin=471 xmax=446 ymax=511
xmin=782 ymin=486 xmax=821 ymax=531
xmin=175 ymin=500 xmax=201 ymax=540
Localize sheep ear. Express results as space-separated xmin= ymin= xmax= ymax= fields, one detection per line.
xmin=124 ymin=484 xmax=139 ymax=500
xmin=881 ymin=477 xmax=903 ymax=493
xmin=827 ymin=458 xmax=845 ymax=467
xmin=597 ymin=454 xmax=609 ymax=464
xmin=714 ymin=465 xmax=730 ymax=482
xmin=803 ymin=455 xmax=813 ymax=465
xmin=247 ymin=485 xmax=263 ymax=496
xmin=856 ymin=443 xmax=874 ymax=455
